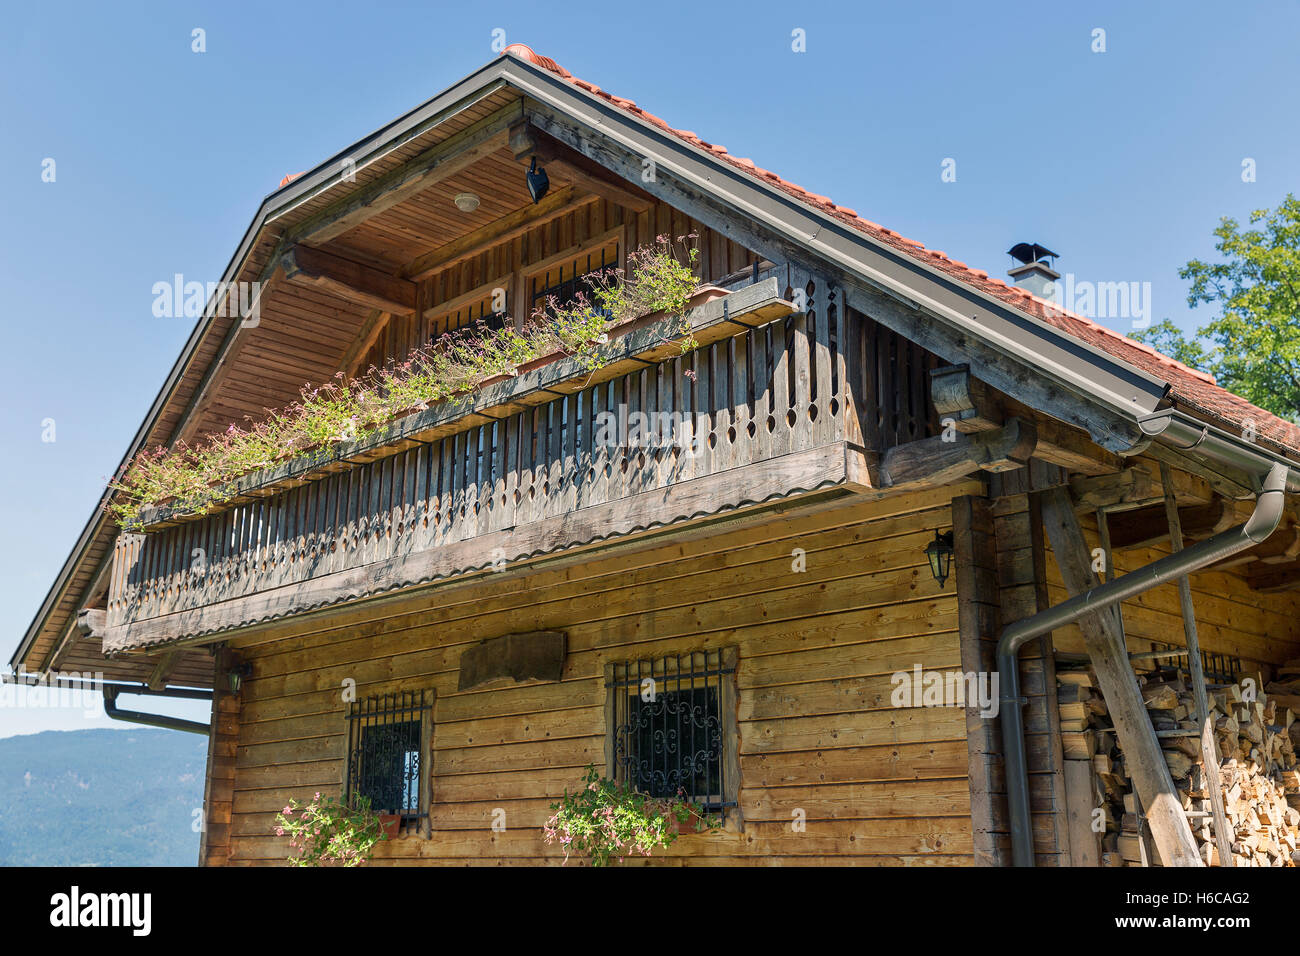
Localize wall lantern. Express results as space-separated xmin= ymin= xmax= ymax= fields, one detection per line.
xmin=925 ymin=530 xmax=955 ymax=588
xmin=227 ymin=662 xmax=253 ymax=695
xmin=525 ymin=157 xmax=549 ymax=204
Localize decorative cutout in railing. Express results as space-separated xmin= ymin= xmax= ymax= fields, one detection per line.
xmin=106 ymin=276 xmax=938 ymax=637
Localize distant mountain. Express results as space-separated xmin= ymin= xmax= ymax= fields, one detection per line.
xmin=0 ymin=728 xmax=206 ymax=866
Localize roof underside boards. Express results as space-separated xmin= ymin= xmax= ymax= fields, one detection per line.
xmin=52 ymin=636 xmax=214 ymax=687
xmin=10 ymin=82 xmax=527 ymax=676
xmin=14 ymin=48 xmax=1300 ymax=676
xmin=325 ymin=146 xmax=535 ymax=271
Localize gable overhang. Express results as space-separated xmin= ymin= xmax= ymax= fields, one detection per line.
xmin=9 ymin=52 xmax=1227 ymax=675
xmin=494 ymin=58 xmax=1171 ymax=445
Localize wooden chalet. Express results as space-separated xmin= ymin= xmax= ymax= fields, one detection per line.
xmin=13 ymin=45 xmax=1300 ymax=867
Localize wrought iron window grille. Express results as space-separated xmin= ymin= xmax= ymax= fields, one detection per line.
xmin=606 ymin=649 xmax=738 ymax=815
xmin=345 ymin=690 xmax=432 ymax=833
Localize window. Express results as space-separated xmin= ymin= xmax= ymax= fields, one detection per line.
xmin=606 ymin=648 xmax=739 ymax=818
xmin=528 ymin=241 xmax=620 ymax=321
xmin=428 ymin=286 xmax=511 ymax=338
xmin=346 ymin=690 xmax=433 ymax=835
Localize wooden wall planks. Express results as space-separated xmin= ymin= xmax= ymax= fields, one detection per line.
xmin=212 ymin=489 xmax=972 ymax=866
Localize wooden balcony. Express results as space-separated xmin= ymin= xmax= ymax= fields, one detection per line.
xmin=103 ymin=275 xmax=946 ymax=653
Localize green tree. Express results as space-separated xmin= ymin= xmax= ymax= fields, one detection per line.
xmin=1131 ymin=194 xmax=1300 ymax=421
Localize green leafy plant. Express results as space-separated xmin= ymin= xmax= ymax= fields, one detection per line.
xmin=107 ymin=236 xmax=700 ymax=526
xmin=275 ymin=793 xmax=386 ymax=867
xmin=1130 ymin=194 xmax=1300 ymax=421
xmin=543 ymin=764 xmax=719 ymax=866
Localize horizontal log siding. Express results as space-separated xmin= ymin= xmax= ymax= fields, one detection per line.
xmin=218 ymin=487 xmax=973 ymax=865
xmin=1043 ymin=513 xmax=1300 ymax=670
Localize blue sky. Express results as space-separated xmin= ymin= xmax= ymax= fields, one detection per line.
xmin=1 ymin=0 xmax=1296 ymax=737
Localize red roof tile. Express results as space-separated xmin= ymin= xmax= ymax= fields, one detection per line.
xmin=501 ymin=44 xmax=1300 ymax=459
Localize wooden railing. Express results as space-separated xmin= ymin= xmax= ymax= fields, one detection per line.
xmin=106 ymin=275 xmax=939 ymax=643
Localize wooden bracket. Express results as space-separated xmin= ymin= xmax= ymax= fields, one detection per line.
xmin=930 ymin=364 xmax=1001 ymax=433
xmin=76 ymin=608 xmax=106 ymax=640
xmin=281 ymin=244 xmax=417 ymax=316
xmin=930 ymin=364 xmax=1119 ymax=476
xmin=146 ymin=649 xmax=182 ymax=691
xmin=878 ymin=417 xmax=1037 ymax=490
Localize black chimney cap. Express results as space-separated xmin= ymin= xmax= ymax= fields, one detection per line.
xmin=1007 ymin=242 xmax=1058 ymax=265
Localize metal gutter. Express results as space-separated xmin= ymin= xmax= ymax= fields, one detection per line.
xmin=1139 ymin=409 xmax=1300 ymax=494
xmin=102 ymin=685 xmax=212 ymax=736
xmin=997 ymin=456 xmax=1290 ymax=866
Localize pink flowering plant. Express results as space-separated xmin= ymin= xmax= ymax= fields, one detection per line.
xmin=107 ymin=237 xmax=699 ymax=527
xmin=274 ymin=792 xmax=386 ymax=867
xmin=543 ymin=764 xmax=718 ymax=866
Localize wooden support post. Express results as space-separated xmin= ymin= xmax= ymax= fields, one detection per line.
xmin=952 ymin=494 xmax=1004 ymax=866
xmin=1064 ymin=759 xmax=1102 ymax=866
xmin=1039 ymin=485 xmax=1202 ymax=867
xmin=198 ymin=645 xmax=239 ymax=867
xmin=1160 ymin=462 xmax=1235 ymax=868
xmin=1095 ymin=508 xmax=1127 ymax=653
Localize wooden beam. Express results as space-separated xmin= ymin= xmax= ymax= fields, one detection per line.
xmin=1064 ymin=759 xmax=1102 ymax=866
xmin=1160 ymin=461 xmax=1234 ymax=868
xmin=1070 ymin=467 xmax=1158 ymax=512
xmin=928 ymin=365 xmax=1120 ymax=476
xmin=511 ymin=122 xmax=654 ymax=212
xmin=337 ymin=309 xmax=390 ymax=379
xmin=878 ymin=418 xmax=1036 ymax=490
xmin=40 ymin=615 xmax=84 ymax=675
xmin=75 ymin=608 xmax=106 ymax=639
xmin=1107 ymin=499 xmax=1231 ymax=551
xmin=1247 ymin=558 xmax=1300 ymax=592
xmin=284 ymin=101 xmax=522 ymax=246
xmin=930 ymin=365 xmax=1001 ymax=433
xmin=1027 ymin=414 xmax=1124 ymax=477
xmin=1141 ymin=438 xmax=1256 ymax=500
xmin=280 ymin=244 xmax=417 ymax=316
xmin=951 ymin=494 xmax=1005 ymax=866
xmin=1038 ymin=486 xmax=1202 ymax=867
xmin=401 ymin=185 xmax=592 ymax=281
xmin=422 ymin=273 xmax=512 ymax=323
xmin=146 ymin=649 xmax=182 ymax=691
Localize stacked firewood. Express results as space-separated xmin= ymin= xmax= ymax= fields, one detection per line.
xmin=1058 ymin=660 xmax=1300 ymax=867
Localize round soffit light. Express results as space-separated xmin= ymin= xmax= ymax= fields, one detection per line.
xmin=453 ymin=192 xmax=480 ymax=213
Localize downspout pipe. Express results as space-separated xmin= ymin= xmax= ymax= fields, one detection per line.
xmin=998 ymin=459 xmax=1289 ymax=867
xmin=103 ymin=686 xmax=212 ymax=736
